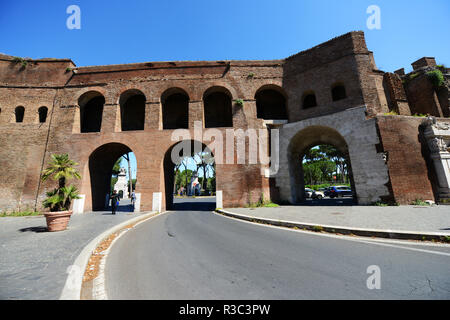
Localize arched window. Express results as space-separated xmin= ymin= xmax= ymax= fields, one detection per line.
xmin=203 ymin=87 xmax=233 ymax=128
xmin=15 ymin=106 xmax=25 ymax=123
xmin=331 ymin=84 xmax=347 ymax=101
xmin=302 ymin=92 xmax=317 ymax=109
xmin=162 ymin=88 xmax=189 ymax=129
xmin=38 ymin=106 xmax=48 ymax=123
xmin=120 ymin=90 xmax=145 ymax=131
xmin=79 ymin=91 xmax=105 ymax=133
xmin=255 ymin=87 xmax=287 ymax=120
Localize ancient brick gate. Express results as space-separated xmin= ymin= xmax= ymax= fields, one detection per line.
xmin=1 ymin=31 xmax=448 ymax=213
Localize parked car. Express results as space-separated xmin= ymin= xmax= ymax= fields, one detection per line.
xmin=312 ymin=190 xmax=325 ymax=200
xmin=329 ymin=186 xmax=352 ymax=198
xmin=304 ymin=188 xmax=314 ymax=198
xmin=305 ymin=188 xmax=325 ymax=199
xmin=322 ymin=187 xmax=332 ymax=197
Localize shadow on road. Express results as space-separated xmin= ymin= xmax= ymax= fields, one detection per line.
xmin=172 ymin=197 xmax=216 ymax=211
xmin=19 ymin=226 xmax=48 ymax=233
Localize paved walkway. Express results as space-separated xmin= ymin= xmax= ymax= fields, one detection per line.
xmin=0 ymin=200 xmax=142 ymax=300
xmin=227 ymin=203 xmax=450 ymax=234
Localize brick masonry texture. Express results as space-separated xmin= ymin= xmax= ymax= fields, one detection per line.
xmin=376 ymin=116 xmax=438 ymax=204
xmin=0 ymin=31 xmax=448 ymax=212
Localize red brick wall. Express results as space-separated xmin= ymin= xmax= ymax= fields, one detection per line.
xmin=376 ymin=115 xmax=437 ymax=204
xmin=383 ymin=72 xmax=410 ymax=115
xmin=2 ymin=31 xmax=436 ymax=212
xmin=405 ymin=74 xmax=443 ymax=117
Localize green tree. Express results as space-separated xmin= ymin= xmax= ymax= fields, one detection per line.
xmin=302 ymin=145 xmax=349 ymax=185
xmin=111 ymin=157 xmax=122 ymax=177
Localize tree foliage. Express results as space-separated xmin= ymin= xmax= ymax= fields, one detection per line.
xmin=41 ymin=154 xmax=81 ymax=211
xmin=302 ymin=145 xmax=349 ymax=185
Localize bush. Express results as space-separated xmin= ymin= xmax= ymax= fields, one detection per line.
xmin=305 ymin=183 xmax=350 ymax=191
xmin=426 ymin=69 xmax=445 ymax=88
xmin=411 ymin=199 xmax=430 ymax=206
xmin=12 ymin=57 xmax=28 ymax=68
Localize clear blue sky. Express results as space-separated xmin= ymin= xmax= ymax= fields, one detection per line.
xmin=1 ymin=1 xmax=448 ymax=178
xmin=0 ymin=0 xmax=448 ymax=73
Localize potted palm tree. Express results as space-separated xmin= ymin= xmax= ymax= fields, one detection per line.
xmin=41 ymin=154 xmax=81 ymax=232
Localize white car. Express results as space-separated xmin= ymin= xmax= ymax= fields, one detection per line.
xmin=312 ymin=190 xmax=325 ymax=199
xmin=304 ymin=188 xmax=314 ymax=198
xmin=304 ymin=188 xmax=325 ymax=199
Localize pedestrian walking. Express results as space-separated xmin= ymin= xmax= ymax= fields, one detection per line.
xmin=111 ymin=190 xmax=120 ymax=215
xmin=131 ymin=190 xmax=136 ymax=207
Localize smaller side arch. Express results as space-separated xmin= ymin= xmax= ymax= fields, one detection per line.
xmin=287 ymin=125 xmax=356 ymax=203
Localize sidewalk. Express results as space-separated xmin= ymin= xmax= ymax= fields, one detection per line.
xmin=0 ymin=204 xmax=145 ymax=300
xmin=219 ymin=204 xmax=450 ymax=241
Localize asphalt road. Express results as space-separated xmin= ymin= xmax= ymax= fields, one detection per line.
xmin=105 ymin=198 xmax=450 ymax=299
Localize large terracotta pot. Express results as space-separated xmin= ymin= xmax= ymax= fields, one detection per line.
xmin=44 ymin=210 xmax=73 ymax=232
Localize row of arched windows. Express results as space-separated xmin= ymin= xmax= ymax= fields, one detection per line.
xmin=5 ymin=84 xmax=347 ymax=128
xmin=78 ymin=86 xmax=288 ymax=133
xmin=302 ymin=84 xmax=347 ymax=110
xmin=10 ymin=106 xmax=48 ymax=123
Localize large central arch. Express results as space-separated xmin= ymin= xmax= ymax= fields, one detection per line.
xmin=163 ymin=140 xmax=215 ymax=210
xmin=88 ymin=142 xmax=134 ymax=210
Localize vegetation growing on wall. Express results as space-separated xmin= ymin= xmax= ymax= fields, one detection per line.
xmin=426 ymin=69 xmax=445 ymax=89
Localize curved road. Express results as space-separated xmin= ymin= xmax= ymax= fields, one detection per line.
xmin=105 ymin=198 xmax=450 ymax=299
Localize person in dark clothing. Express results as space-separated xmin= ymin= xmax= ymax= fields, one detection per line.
xmin=110 ymin=190 xmax=120 ymax=215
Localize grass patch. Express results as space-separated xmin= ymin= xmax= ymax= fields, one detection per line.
xmin=374 ymin=200 xmax=399 ymax=206
xmin=0 ymin=210 xmax=41 ymax=217
xmin=245 ymin=193 xmax=279 ymax=208
xmin=412 ymin=113 xmax=428 ymax=118
xmin=411 ymin=199 xmax=430 ymax=206
xmin=312 ymin=225 xmax=324 ymax=232
xmin=384 ymin=110 xmax=399 ymax=116
xmin=263 ymin=202 xmax=279 ymax=208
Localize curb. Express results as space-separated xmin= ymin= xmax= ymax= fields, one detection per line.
xmin=59 ymin=211 xmax=159 ymax=300
xmin=215 ymin=209 xmax=450 ymax=243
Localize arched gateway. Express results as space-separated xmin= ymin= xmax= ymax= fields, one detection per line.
xmin=1 ymin=31 xmax=444 ymax=213
xmin=87 ymin=143 xmax=135 ymax=211
xmin=163 ymin=140 xmax=216 ymax=210
xmin=273 ymin=107 xmax=390 ymax=205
